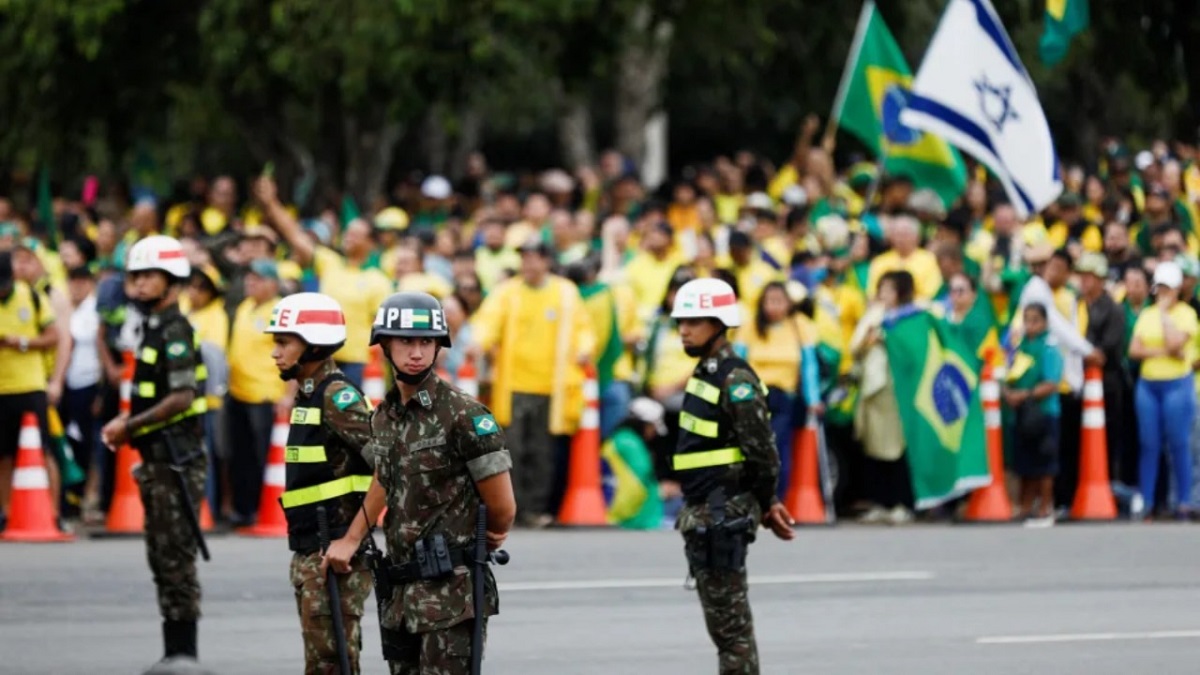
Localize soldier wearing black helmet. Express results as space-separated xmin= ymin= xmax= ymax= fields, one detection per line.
xmin=322 ymin=291 xmax=516 ymax=674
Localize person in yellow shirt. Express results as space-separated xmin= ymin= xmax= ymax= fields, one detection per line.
xmin=225 ymin=259 xmax=285 ymax=526
xmin=720 ymin=230 xmax=785 ymax=313
xmin=474 ymin=216 xmax=520 ymax=292
xmin=186 ymin=263 xmax=230 ymax=514
xmin=624 ymin=221 xmax=688 ymax=322
xmin=255 ymin=176 xmax=390 ymax=387
xmin=1129 ymin=260 xmax=1198 ymax=517
xmin=0 ymin=251 xmax=61 ymax=530
xmin=471 ymin=237 xmax=594 ymax=528
xmin=734 ymin=281 xmax=822 ymax=499
xmin=393 ymin=242 xmax=454 ymax=299
xmin=866 ymin=214 xmax=942 ymax=301
xmin=639 ymin=267 xmax=697 ymax=418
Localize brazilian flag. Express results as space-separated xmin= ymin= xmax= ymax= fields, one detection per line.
xmin=883 ymin=307 xmax=990 ymax=508
xmin=1039 ymin=0 xmax=1089 ymax=66
xmin=829 ymin=1 xmax=967 ymax=209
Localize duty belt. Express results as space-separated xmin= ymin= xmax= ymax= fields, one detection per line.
xmin=385 ymin=548 xmax=473 ymax=584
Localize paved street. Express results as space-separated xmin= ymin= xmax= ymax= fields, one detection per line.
xmin=3 ymin=523 xmax=1200 ymax=674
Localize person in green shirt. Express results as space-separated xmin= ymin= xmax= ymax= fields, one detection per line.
xmin=1004 ymin=303 xmax=1063 ymax=527
xmin=601 ymin=397 xmax=667 ymax=530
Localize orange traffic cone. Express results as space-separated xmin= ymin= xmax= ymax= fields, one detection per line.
xmin=363 ymin=346 xmax=386 ymax=408
xmin=1 ymin=413 xmax=73 ymax=542
xmin=238 ymin=411 xmax=289 ymax=537
xmin=784 ymin=413 xmax=826 ymax=524
xmin=557 ymin=365 xmax=607 ymax=526
xmin=965 ymin=363 xmax=1012 ymax=521
xmin=104 ymin=351 xmax=144 ymax=534
xmin=199 ymin=499 xmax=215 ymax=532
xmin=457 ymin=356 xmax=479 ymax=400
xmin=1071 ymin=366 xmax=1117 ymax=520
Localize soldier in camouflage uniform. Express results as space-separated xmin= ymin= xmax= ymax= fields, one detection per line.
xmin=323 ymin=291 xmax=516 ymax=675
xmin=264 ymin=292 xmax=375 ymax=674
xmin=669 ymin=278 xmax=796 ymax=675
xmin=100 ymin=236 xmax=210 ymax=669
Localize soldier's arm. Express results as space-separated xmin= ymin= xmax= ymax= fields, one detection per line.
xmin=126 ymin=322 xmax=197 ymax=435
xmin=322 ymin=381 xmax=375 ymax=469
xmin=455 ymin=404 xmax=515 ymax=548
xmin=722 ymin=367 xmax=780 ymax=513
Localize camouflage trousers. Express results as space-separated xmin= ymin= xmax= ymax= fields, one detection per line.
xmin=134 ymin=442 xmax=208 ymax=622
xmin=386 ymin=620 xmax=481 ymax=675
xmin=678 ymin=492 xmax=762 ymax=675
xmin=290 ymin=551 xmax=373 ymax=675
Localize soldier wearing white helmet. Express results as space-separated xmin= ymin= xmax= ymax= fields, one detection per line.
xmin=670 ymin=277 xmax=795 ymax=674
xmin=264 ymin=292 xmax=375 ymax=673
xmin=99 ymin=234 xmax=210 ymax=670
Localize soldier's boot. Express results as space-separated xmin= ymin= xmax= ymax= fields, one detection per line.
xmin=163 ymin=619 xmax=198 ymax=659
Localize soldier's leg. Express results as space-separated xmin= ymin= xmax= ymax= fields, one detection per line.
xmin=291 ymin=551 xmax=373 ymax=674
xmin=695 ymin=567 xmax=759 ymax=675
xmin=417 ymin=621 xmax=476 ymax=675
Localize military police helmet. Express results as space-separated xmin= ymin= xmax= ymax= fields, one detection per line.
xmin=370 ymin=291 xmax=452 ymax=347
xmin=671 ymin=277 xmax=742 ymax=328
xmin=127 ymin=235 xmax=191 ymax=280
xmin=265 ymin=293 xmax=347 ymax=347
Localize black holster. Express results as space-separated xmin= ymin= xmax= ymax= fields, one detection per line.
xmin=684 ymin=488 xmax=752 ymax=572
xmin=369 ymin=533 xmax=468 ymax=663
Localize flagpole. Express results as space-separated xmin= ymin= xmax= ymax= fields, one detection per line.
xmin=826 ymin=0 xmax=876 ymax=153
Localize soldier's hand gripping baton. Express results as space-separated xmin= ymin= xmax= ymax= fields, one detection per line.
xmin=472 ymin=503 xmax=509 ymax=675
xmin=163 ymin=434 xmax=210 ymax=562
xmin=318 ymin=505 xmax=352 ymax=675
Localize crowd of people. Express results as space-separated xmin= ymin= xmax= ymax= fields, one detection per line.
xmin=4 ymin=127 xmax=1200 ymax=533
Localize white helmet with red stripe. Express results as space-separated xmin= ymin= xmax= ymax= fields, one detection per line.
xmin=265 ymin=292 xmax=347 ymax=347
xmin=126 ymin=235 xmax=190 ymax=279
xmin=671 ymin=278 xmax=742 ymax=328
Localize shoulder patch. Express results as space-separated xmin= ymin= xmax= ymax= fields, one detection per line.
xmin=166 ymin=340 xmax=188 ymax=358
xmin=472 ymin=414 xmax=499 ymax=436
xmin=332 ymin=388 xmax=363 ymax=411
xmin=729 ymin=382 xmax=757 ymax=403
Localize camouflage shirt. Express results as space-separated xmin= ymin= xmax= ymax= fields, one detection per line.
xmin=713 ymin=342 xmax=779 ymax=512
xmin=366 ymin=372 xmax=513 ymax=633
xmin=300 ymin=359 xmax=374 ymax=529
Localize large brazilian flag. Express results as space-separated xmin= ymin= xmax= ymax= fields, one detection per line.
xmin=830 ymin=1 xmax=968 ymax=209
xmin=883 ymin=306 xmax=990 ymax=508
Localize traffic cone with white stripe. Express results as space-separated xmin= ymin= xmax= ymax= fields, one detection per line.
xmin=1 ymin=413 xmax=74 ymax=542
xmin=557 ymin=365 xmax=608 ymax=526
xmin=238 ymin=411 xmax=289 ymax=537
xmin=103 ymin=350 xmax=145 ymax=534
xmin=965 ymin=363 xmax=1012 ymax=521
xmin=363 ymin=346 xmax=386 ymax=408
xmin=784 ymin=413 xmax=826 ymax=524
xmin=1071 ymin=366 xmax=1117 ymax=520
xmin=456 ymin=356 xmax=479 ymax=400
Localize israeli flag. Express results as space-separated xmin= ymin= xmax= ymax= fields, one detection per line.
xmin=900 ymin=0 xmax=1062 ymax=218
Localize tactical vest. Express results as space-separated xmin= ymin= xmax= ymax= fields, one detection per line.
xmin=672 ymin=355 xmax=752 ymax=503
xmin=280 ymin=373 xmax=373 ymax=552
xmin=131 ymin=312 xmax=207 ymax=442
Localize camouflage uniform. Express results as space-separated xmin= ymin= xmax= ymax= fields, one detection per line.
xmin=673 ymin=343 xmax=780 ymax=675
xmin=282 ymin=360 xmax=376 ymax=674
xmin=366 ymin=373 xmax=513 ymax=675
xmin=128 ymin=305 xmax=209 ymax=655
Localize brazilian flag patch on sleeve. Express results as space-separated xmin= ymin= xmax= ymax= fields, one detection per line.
xmin=166 ymin=340 xmax=188 ymax=358
xmin=729 ymin=383 xmax=757 ymax=403
xmin=333 ymin=388 xmax=362 ymax=411
xmin=472 ymin=414 xmax=499 ymax=436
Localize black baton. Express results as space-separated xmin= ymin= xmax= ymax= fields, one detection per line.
xmin=472 ymin=503 xmax=510 ymax=675
xmin=163 ymin=434 xmax=210 ymax=562
xmin=318 ymin=505 xmax=352 ymax=675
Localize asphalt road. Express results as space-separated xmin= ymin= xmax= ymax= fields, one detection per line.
xmin=3 ymin=523 xmax=1200 ymax=674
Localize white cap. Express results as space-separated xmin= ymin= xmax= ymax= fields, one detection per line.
xmin=743 ymin=192 xmax=775 ymax=212
xmin=781 ymin=184 xmax=808 ymax=207
xmin=628 ymin=397 xmax=667 ymax=436
xmin=126 ymin=235 xmax=190 ymax=279
xmin=421 ymin=175 xmax=452 ymax=200
xmin=264 ymin=292 xmax=347 ymax=346
xmin=671 ymin=278 xmax=742 ymax=327
xmin=1135 ymin=150 xmax=1155 ymax=172
xmin=1154 ymin=260 xmax=1183 ymax=289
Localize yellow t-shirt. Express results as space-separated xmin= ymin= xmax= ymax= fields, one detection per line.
xmin=228 ymin=296 xmax=285 ymax=403
xmin=737 ymin=317 xmax=813 ymax=392
xmin=0 ymin=282 xmax=55 ymax=394
xmin=722 ymin=257 xmax=786 ymax=313
xmin=314 ymin=247 xmax=392 ymax=365
xmin=645 ymin=322 xmax=695 ymax=391
xmin=505 ymin=282 xmax=562 ymax=396
xmin=1133 ymin=303 xmax=1199 ymax=381
xmin=475 ymin=247 xmax=521 ymax=292
xmin=625 ymin=250 xmax=687 ymax=322
xmin=188 ymin=299 xmax=229 ymax=410
xmin=714 ymin=193 xmax=744 ymax=225
xmin=866 ymin=249 xmax=943 ymax=300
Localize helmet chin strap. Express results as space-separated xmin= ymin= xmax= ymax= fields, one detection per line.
xmin=683 ymin=324 xmax=726 ymax=358
xmin=384 ymin=345 xmax=442 ymax=386
xmin=277 ymin=347 xmax=331 ymax=382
